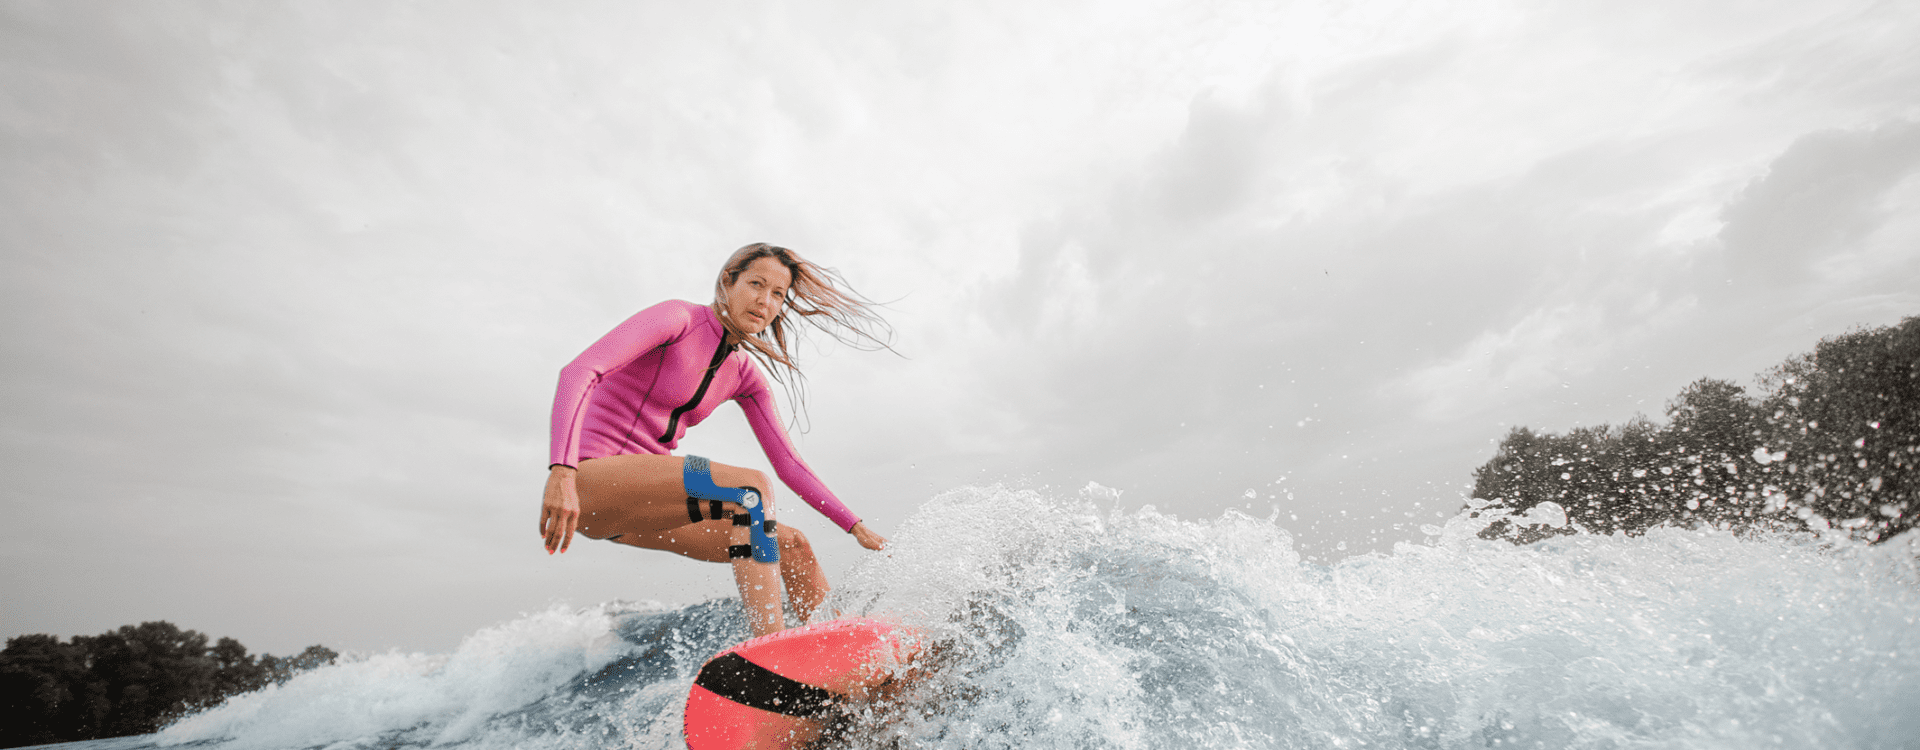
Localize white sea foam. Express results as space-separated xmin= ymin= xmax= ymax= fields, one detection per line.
xmin=155 ymin=485 xmax=1919 ymax=749
xmin=160 ymin=603 xmax=640 ymax=749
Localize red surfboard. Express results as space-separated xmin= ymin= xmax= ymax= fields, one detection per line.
xmin=684 ymin=618 xmax=918 ymax=750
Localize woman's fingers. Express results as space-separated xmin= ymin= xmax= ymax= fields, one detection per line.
xmin=540 ymin=500 xmax=574 ymax=553
xmin=850 ymin=522 xmax=888 ymax=551
xmin=541 ymin=469 xmax=580 ymax=554
xmin=544 ymin=504 xmax=577 ymax=554
xmin=541 ymin=500 xmax=558 ymax=551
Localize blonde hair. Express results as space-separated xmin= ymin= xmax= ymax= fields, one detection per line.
xmin=710 ymin=243 xmax=893 ymax=386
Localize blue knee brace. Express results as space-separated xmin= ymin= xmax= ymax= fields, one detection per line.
xmin=683 ymin=455 xmax=779 ymax=563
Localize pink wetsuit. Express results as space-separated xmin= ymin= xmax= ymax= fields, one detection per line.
xmin=549 ymin=300 xmax=860 ymax=532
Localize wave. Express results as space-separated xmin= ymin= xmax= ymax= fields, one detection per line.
xmin=149 ymin=484 xmax=1919 ymax=749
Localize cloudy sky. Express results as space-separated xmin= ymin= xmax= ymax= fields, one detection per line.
xmin=3 ymin=0 xmax=1917 ymax=655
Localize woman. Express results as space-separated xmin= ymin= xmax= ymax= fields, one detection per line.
xmin=540 ymin=243 xmax=891 ymax=637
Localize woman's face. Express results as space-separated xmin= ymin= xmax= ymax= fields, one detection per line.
xmin=725 ymin=255 xmax=792 ymax=335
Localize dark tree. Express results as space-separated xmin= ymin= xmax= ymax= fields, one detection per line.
xmin=1660 ymin=378 xmax=1768 ymax=524
xmin=79 ymin=622 xmax=218 ymax=737
xmin=0 ymin=634 xmax=102 ymax=747
xmin=266 ymin=645 xmax=341 ymax=685
xmin=1468 ymin=316 xmax=1920 ymax=543
xmin=0 ymin=623 xmax=337 ymax=748
xmin=1758 ymin=318 xmax=1920 ymax=541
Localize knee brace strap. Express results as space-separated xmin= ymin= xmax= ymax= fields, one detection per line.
xmin=687 ymin=498 xmax=731 ymax=523
xmin=727 ymin=544 xmax=754 ymax=559
xmin=730 ymin=516 xmax=780 ymax=535
xmin=684 ymin=455 xmax=778 ymax=563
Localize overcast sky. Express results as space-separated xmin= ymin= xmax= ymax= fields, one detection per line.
xmin=4 ymin=0 xmax=1918 ymax=655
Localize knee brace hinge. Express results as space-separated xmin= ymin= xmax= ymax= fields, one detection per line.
xmin=684 ymin=455 xmax=779 ymax=563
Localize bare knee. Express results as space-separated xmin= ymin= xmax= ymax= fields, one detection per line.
xmin=777 ymin=524 xmax=809 ymax=550
xmin=742 ymin=469 xmax=773 ymax=494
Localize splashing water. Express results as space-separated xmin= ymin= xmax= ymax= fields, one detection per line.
xmin=152 ymin=485 xmax=1919 ymax=749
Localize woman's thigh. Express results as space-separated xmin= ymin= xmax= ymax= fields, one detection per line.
xmin=574 ymin=453 xmax=778 ymax=541
xmin=611 ymin=520 xmax=736 ymax=562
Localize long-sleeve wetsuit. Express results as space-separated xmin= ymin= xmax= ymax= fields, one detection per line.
xmin=548 ymin=299 xmax=861 ymax=532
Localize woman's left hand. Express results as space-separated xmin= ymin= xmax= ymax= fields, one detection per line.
xmin=850 ymin=522 xmax=888 ymax=551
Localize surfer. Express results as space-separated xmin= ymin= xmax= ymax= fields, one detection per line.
xmin=540 ymin=243 xmax=891 ymax=636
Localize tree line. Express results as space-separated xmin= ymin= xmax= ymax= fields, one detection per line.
xmin=0 ymin=620 xmax=336 ymax=748
xmin=1469 ymin=316 xmax=1918 ymax=544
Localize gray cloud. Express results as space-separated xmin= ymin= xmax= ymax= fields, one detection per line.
xmin=1719 ymin=119 xmax=1920 ymax=289
xmin=5 ymin=0 xmax=1918 ymax=655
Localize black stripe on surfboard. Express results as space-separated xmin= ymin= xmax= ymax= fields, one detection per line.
xmin=693 ymin=652 xmax=842 ymax=718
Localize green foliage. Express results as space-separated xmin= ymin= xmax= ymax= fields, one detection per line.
xmin=0 ymin=634 xmax=97 ymax=748
xmin=0 ymin=622 xmax=336 ymax=748
xmin=1470 ymin=316 xmax=1920 ymax=543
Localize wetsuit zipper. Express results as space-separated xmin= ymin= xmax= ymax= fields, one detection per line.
xmin=660 ymin=337 xmax=736 ymax=443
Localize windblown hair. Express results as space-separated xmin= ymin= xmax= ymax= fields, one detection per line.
xmin=710 ymin=243 xmax=894 ymax=388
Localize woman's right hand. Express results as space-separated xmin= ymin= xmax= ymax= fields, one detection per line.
xmin=850 ymin=521 xmax=888 ymax=551
xmin=541 ymin=466 xmax=580 ymax=554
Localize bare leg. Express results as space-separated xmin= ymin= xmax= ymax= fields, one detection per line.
xmin=778 ymin=526 xmax=830 ymax=623
xmin=575 ymin=454 xmax=791 ymax=636
xmin=728 ymin=520 xmax=784 ymax=635
xmin=620 ymin=522 xmax=831 ymax=626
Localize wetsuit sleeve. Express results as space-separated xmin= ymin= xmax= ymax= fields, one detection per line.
xmin=549 ymin=300 xmax=693 ymax=468
xmin=736 ymin=368 xmax=862 ymax=533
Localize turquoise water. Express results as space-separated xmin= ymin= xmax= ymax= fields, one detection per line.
xmin=132 ymin=485 xmax=1920 ymax=749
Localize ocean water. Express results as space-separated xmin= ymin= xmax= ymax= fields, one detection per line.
xmin=87 ymin=485 xmax=1920 ymax=749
